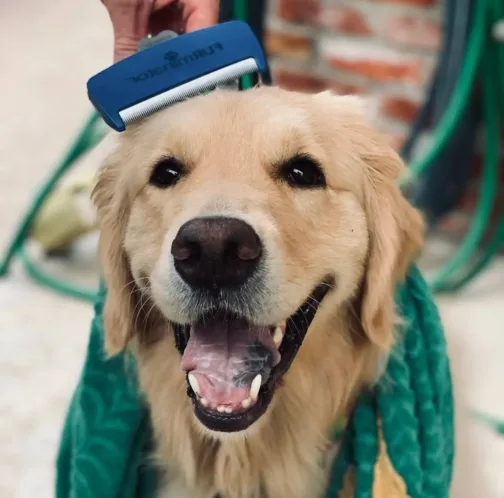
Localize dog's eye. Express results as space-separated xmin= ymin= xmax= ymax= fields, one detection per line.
xmin=281 ymin=155 xmax=326 ymax=189
xmin=149 ymin=158 xmax=183 ymax=188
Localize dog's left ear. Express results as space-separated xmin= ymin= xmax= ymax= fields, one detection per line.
xmin=313 ymin=92 xmax=424 ymax=350
xmin=361 ymin=130 xmax=424 ymax=351
xmin=360 ymin=142 xmax=424 ymax=351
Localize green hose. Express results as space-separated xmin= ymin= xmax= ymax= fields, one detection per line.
xmin=0 ymin=112 xmax=105 ymax=301
xmin=18 ymin=245 xmax=98 ymax=302
xmin=427 ymin=0 xmax=504 ymax=293
xmin=398 ymin=0 xmax=486 ymax=189
xmin=471 ymin=411 xmax=504 ymax=436
xmin=431 ymin=47 xmax=500 ymax=292
xmin=410 ymin=0 xmax=504 ymax=433
xmin=233 ymin=0 xmax=254 ymax=90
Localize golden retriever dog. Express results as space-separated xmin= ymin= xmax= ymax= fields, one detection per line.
xmin=92 ymin=86 xmax=424 ymax=498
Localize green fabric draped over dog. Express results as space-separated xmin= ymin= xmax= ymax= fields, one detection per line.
xmin=55 ymin=265 xmax=454 ymax=498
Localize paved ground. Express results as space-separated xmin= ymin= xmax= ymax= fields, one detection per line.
xmin=1 ymin=1 xmax=503 ymax=497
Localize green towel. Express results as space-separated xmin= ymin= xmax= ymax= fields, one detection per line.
xmin=55 ymin=284 xmax=157 ymax=498
xmin=56 ymin=266 xmax=453 ymax=498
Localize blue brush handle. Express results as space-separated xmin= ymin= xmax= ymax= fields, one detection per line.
xmin=87 ymin=21 xmax=268 ymax=131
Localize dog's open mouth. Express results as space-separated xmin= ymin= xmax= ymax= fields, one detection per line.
xmin=172 ymin=281 xmax=331 ymax=433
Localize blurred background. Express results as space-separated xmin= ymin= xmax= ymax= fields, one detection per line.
xmin=1 ymin=0 xmax=503 ymax=497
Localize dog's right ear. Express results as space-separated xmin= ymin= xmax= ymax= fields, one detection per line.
xmin=92 ymin=147 xmax=137 ymax=356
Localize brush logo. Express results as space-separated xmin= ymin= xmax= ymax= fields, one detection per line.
xmin=164 ymin=51 xmax=179 ymax=63
xmin=127 ymin=42 xmax=225 ymax=83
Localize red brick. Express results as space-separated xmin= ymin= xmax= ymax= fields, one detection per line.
xmin=277 ymin=0 xmax=320 ymax=24
xmin=456 ymin=183 xmax=479 ymax=212
xmin=489 ymin=193 xmax=504 ymax=225
xmin=471 ymin=154 xmax=504 ymax=182
xmin=265 ymin=31 xmax=313 ymax=61
xmin=457 ymin=180 xmax=504 ymax=216
xmin=327 ymin=80 xmax=364 ymax=95
xmin=439 ymin=214 xmax=470 ymax=238
xmin=496 ymin=158 xmax=504 ymax=182
xmin=381 ymin=96 xmax=421 ymax=123
xmin=273 ymin=69 xmax=363 ymax=95
xmin=367 ymin=0 xmax=437 ymax=7
xmin=470 ymin=154 xmax=484 ymax=180
xmin=274 ymin=69 xmax=328 ymax=93
xmin=381 ymin=15 xmax=441 ymax=51
xmin=386 ymin=132 xmax=407 ymax=151
xmin=325 ymin=50 xmax=424 ymax=85
xmin=440 ymin=185 xmax=504 ymax=240
xmin=317 ymin=6 xmax=372 ymax=36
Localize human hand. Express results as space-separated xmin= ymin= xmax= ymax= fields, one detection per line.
xmin=101 ymin=0 xmax=220 ymax=62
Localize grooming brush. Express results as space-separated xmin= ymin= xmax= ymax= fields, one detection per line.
xmin=87 ymin=21 xmax=269 ymax=132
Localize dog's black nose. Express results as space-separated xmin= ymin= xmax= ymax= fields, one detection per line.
xmin=171 ymin=217 xmax=262 ymax=289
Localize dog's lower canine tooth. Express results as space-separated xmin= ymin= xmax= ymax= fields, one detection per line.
xmin=273 ymin=326 xmax=283 ymax=346
xmin=200 ymin=397 xmax=208 ymax=407
xmin=188 ymin=373 xmax=200 ymax=396
xmin=250 ymin=375 xmax=262 ymax=400
xmin=242 ymin=397 xmax=251 ymax=409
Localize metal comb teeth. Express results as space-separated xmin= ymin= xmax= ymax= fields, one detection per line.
xmin=119 ymin=58 xmax=258 ymax=125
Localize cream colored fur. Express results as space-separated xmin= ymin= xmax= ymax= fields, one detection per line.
xmin=92 ymin=87 xmax=424 ymax=498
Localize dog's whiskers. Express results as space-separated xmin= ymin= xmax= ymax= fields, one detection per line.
xmin=144 ymin=299 xmax=159 ymax=326
xmin=117 ymin=275 xmax=150 ymax=297
xmin=132 ymin=286 xmax=155 ymax=333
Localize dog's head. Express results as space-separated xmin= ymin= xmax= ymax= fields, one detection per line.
xmin=93 ymin=88 xmax=423 ymax=434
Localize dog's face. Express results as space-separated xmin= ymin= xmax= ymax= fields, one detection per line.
xmin=93 ymin=88 xmax=423 ymax=435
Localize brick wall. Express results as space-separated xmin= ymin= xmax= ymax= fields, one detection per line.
xmin=265 ymin=0 xmax=442 ymax=152
xmin=264 ymin=0 xmax=498 ymax=239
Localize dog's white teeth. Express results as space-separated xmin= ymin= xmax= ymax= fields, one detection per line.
xmin=224 ymin=407 xmax=233 ymax=414
xmin=200 ymin=397 xmax=209 ymax=407
xmin=250 ymin=374 xmax=262 ymax=401
xmin=273 ymin=326 xmax=284 ymax=347
xmin=241 ymin=397 xmax=252 ymax=409
xmin=217 ymin=405 xmax=226 ymax=413
xmin=188 ymin=373 xmax=200 ymax=396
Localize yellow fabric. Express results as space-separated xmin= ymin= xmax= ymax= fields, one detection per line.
xmin=31 ymin=174 xmax=97 ymax=251
xmin=372 ymin=436 xmax=410 ymax=498
xmin=337 ymin=467 xmax=356 ymax=498
xmin=338 ymin=426 xmax=410 ymax=498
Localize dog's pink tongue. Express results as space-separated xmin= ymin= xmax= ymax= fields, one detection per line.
xmin=181 ymin=316 xmax=280 ymax=409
